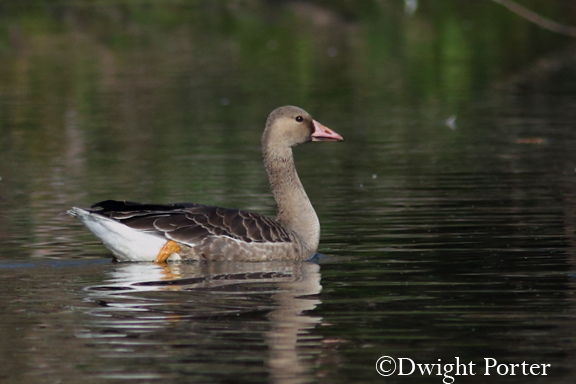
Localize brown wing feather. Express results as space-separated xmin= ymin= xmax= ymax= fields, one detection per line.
xmin=153 ymin=215 xmax=194 ymax=232
xmin=166 ymin=225 xmax=208 ymax=243
xmin=89 ymin=200 xmax=291 ymax=246
xmin=246 ymin=219 xmax=263 ymax=240
xmin=230 ymin=215 xmax=247 ymax=239
xmin=207 ymin=210 xmax=226 ymax=228
xmin=121 ymin=215 xmax=168 ymax=231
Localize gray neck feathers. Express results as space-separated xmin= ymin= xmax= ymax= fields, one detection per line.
xmin=262 ymin=145 xmax=320 ymax=253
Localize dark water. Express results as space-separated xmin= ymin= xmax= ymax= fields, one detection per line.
xmin=1 ymin=1 xmax=576 ymax=383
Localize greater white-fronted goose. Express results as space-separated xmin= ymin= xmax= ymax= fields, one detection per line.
xmin=68 ymin=106 xmax=343 ymax=262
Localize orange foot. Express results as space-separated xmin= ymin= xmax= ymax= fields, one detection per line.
xmin=155 ymin=240 xmax=180 ymax=263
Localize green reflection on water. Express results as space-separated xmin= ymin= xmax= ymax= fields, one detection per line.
xmin=1 ymin=2 xmax=576 ymax=384
xmin=0 ymin=0 xmax=574 ymax=257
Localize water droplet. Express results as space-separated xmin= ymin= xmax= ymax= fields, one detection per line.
xmin=404 ymin=0 xmax=418 ymax=15
xmin=445 ymin=115 xmax=456 ymax=130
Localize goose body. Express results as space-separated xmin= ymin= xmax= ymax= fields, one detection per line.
xmin=68 ymin=106 xmax=343 ymax=262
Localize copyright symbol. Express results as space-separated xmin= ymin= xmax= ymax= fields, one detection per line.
xmin=376 ymin=356 xmax=397 ymax=376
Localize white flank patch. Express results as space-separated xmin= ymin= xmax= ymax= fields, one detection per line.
xmin=69 ymin=207 xmax=180 ymax=262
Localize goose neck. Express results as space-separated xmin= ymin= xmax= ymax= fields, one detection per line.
xmin=263 ymin=147 xmax=320 ymax=253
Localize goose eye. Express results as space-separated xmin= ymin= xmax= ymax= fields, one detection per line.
xmin=295 ymin=116 xmax=303 ymax=122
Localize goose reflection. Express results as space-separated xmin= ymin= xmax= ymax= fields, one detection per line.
xmin=84 ymin=260 xmax=322 ymax=384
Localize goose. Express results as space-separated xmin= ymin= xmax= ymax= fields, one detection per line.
xmin=68 ymin=106 xmax=343 ymax=262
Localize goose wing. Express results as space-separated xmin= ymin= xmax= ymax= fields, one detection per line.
xmin=90 ymin=200 xmax=291 ymax=246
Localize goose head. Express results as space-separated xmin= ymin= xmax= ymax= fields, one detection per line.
xmin=262 ymin=106 xmax=343 ymax=151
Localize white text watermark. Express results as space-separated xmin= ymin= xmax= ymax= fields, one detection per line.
xmin=375 ymin=356 xmax=550 ymax=384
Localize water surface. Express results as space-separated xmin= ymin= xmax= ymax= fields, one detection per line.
xmin=1 ymin=1 xmax=576 ymax=383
